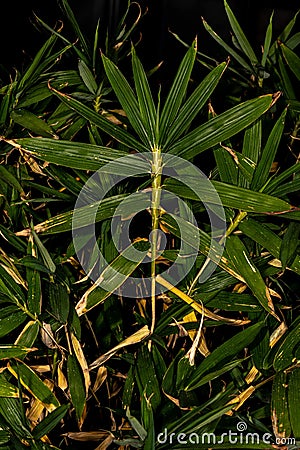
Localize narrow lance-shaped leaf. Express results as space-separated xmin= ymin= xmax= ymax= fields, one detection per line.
xmin=185 ymin=321 xmax=264 ymax=391
xmin=164 ymin=61 xmax=228 ymax=147
xmin=239 ymin=119 xmax=262 ymax=187
xmin=261 ymin=12 xmax=274 ymax=68
xmin=288 ymin=368 xmax=300 ymax=439
xmin=0 ymin=345 xmax=35 ymax=360
xmin=78 ymin=60 xmax=97 ymax=94
xmin=17 ymin=32 xmax=57 ymax=91
xmin=131 ymin=46 xmax=157 ymax=146
xmin=0 ymin=307 xmax=27 ymax=338
xmin=280 ymin=43 xmax=300 ymax=81
xmin=5 ymin=137 xmax=131 ymax=172
xmin=280 ymin=221 xmax=300 ymax=270
xmin=168 ymin=93 xmax=277 ymax=160
xmin=8 ymin=361 xmax=60 ymax=412
xmin=165 ymin=177 xmax=292 ymax=213
xmin=159 ymin=40 xmax=197 ymax=143
xmin=67 ymin=355 xmax=86 ymax=426
xmin=225 ymin=235 xmax=279 ymax=319
xmin=102 ymin=54 xmax=150 ymax=146
xmin=0 ymin=166 xmax=25 ymax=195
xmin=76 ymin=239 xmax=150 ymax=315
xmin=49 ymin=86 xmax=148 ymax=152
xmin=202 ymin=18 xmax=252 ymax=72
xmin=224 ymin=0 xmax=258 ymax=66
xmin=32 ymin=404 xmax=70 ymax=440
xmin=10 ymin=110 xmax=58 ymax=138
xmin=61 ymin=0 xmax=90 ymax=57
xmin=251 ymin=108 xmax=287 ymax=191
xmin=271 ymin=372 xmax=292 ymax=440
xmin=273 ymin=317 xmax=300 ymax=371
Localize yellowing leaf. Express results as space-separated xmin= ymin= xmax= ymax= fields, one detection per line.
xmin=71 ymin=333 xmax=90 ymax=396
xmin=90 ymin=326 xmax=151 ymax=369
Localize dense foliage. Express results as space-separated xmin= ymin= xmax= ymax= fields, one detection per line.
xmin=0 ymin=1 xmax=299 ymax=449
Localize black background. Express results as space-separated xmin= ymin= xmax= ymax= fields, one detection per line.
xmin=1 ymin=0 xmax=299 ymax=75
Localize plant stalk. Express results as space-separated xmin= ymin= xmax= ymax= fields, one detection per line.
xmin=150 ymin=148 xmax=162 ymax=335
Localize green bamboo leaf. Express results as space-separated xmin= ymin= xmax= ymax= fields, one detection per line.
xmin=288 ymin=368 xmax=300 ymax=439
xmin=49 ymin=86 xmax=147 ymax=152
xmin=32 ymin=230 xmax=56 ymax=274
xmin=280 ymin=222 xmax=300 ymax=270
xmin=8 ymin=137 xmax=130 ymax=171
xmin=32 ymin=193 xmax=126 ymax=235
xmin=168 ymin=94 xmax=275 ymax=160
xmin=239 ymin=120 xmax=262 ymax=187
xmin=185 ymin=321 xmax=264 ymax=391
xmin=0 ymin=82 xmax=13 ymax=124
xmin=48 ymin=282 xmax=70 ymax=323
xmin=271 ymin=372 xmax=292 ymax=439
xmin=0 ymin=307 xmax=27 ymax=338
xmin=102 ymin=54 xmax=150 ymax=145
xmin=265 ymin=161 xmax=300 ymax=194
xmin=226 ymin=235 xmax=278 ymax=318
xmin=164 ymin=178 xmax=292 ymax=213
xmin=76 ymin=239 xmax=150 ymax=315
xmin=273 ymin=317 xmax=300 ymax=371
xmin=0 ymin=166 xmax=24 ymax=195
xmin=272 ymin=178 xmax=300 ymax=198
xmin=32 ymin=188 xmax=152 ymax=236
xmin=159 ymin=41 xmax=197 ymax=143
xmin=224 ymin=0 xmax=258 ymax=66
xmin=164 ymin=61 xmax=227 ymax=147
xmin=131 ymin=46 xmax=157 ymax=146
xmin=261 ymin=12 xmax=273 ymax=67
xmin=0 ymin=374 xmax=20 ymax=398
xmin=10 ymin=110 xmax=58 ymax=138
xmin=202 ymin=18 xmax=252 ymax=72
xmin=280 ymin=43 xmax=300 ymax=81
xmin=199 ymin=290 xmax=262 ymax=312
xmin=0 ymin=225 xmax=27 ymax=252
xmin=251 ymin=108 xmax=287 ymax=191
xmin=278 ymin=54 xmax=297 ymax=102
xmin=17 ymin=33 xmax=57 ymax=91
xmin=8 ymin=361 xmax=60 ymax=411
xmin=32 ymin=403 xmax=70 ymax=440
xmin=78 ymin=59 xmax=97 ymax=94
xmin=61 ymin=0 xmax=90 ymax=57
xmin=141 ymin=394 xmax=155 ymax=449
xmin=0 ymin=397 xmax=32 ymax=440
xmin=136 ymin=345 xmax=161 ymax=412
xmin=277 ymin=11 xmax=300 ymax=43
xmin=35 ymin=14 xmax=87 ymax=63
xmin=239 ymin=218 xmax=281 ymax=258
xmin=67 ymin=354 xmax=86 ymax=423
xmin=0 ymin=345 xmax=35 ymax=360
xmin=15 ymin=321 xmax=40 ymax=348
xmin=27 ymin=268 xmax=41 ymax=315
xmin=160 ymin=213 xmax=238 ymax=279
xmin=286 ymin=31 xmax=300 ymax=50
xmin=214 ymin=146 xmax=238 ymax=184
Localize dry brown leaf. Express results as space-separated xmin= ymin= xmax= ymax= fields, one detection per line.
xmin=63 ymin=431 xmax=112 ymax=441
xmin=93 ymin=366 xmax=107 ymax=393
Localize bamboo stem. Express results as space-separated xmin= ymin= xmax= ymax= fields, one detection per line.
xmin=150 ymin=148 xmax=162 ymax=335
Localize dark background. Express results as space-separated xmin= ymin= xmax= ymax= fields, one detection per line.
xmin=1 ymin=0 xmax=299 ymax=73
